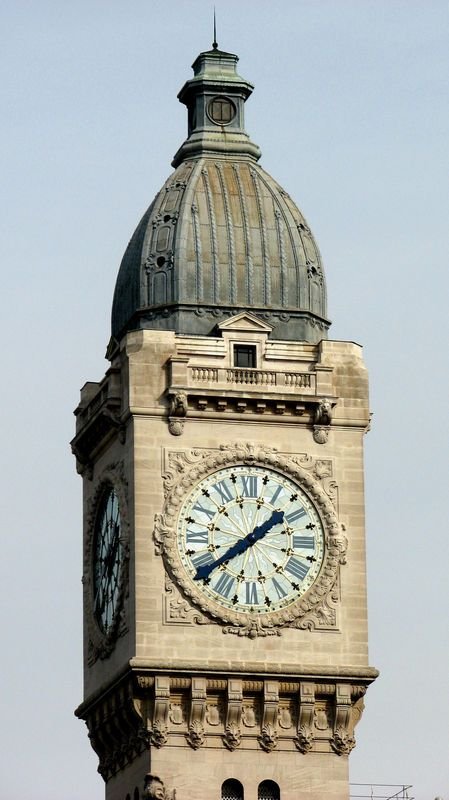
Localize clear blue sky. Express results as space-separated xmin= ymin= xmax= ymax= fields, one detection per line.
xmin=1 ymin=2 xmax=448 ymax=799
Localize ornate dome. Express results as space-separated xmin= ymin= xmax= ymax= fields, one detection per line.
xmin=111 ymin=47 xmax=329 ymax=343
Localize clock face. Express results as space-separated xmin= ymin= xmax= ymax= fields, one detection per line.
xmin=93 ymin=487 xmax=122 ymax=634
xmin=207 ymin=96 xmax=236 ymax=125
xmin=176 ymin=465 xmax=325 ymax=615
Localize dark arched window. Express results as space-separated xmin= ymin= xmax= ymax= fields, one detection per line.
xmin=134 ymin=789 xmax=140 ymax=800
xmin=222 ymin=779 xmax=244 ymax=800
xmin=258 ymin=781 xmax=280 ymax=800
xmin=125 ymin=795 xmax=131 ymax=800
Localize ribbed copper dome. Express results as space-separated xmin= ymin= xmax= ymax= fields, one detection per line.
xmin=111 ymin=48 xmax=329 ymax=343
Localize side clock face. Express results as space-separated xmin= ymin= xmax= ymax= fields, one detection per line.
xmin=93 ymin=487 xmax=122 ymax=634
xmin=176 ymin=466 xmax=325 ymax=615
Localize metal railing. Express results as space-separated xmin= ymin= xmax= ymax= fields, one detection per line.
xmin=350 ymin=785 xmax=413 ymax=800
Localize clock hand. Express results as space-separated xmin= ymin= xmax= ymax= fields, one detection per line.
xmin=194 ymin=509 xmax=284 ymax=581
xmin=104 ymin=525 xmax=120 ymax=577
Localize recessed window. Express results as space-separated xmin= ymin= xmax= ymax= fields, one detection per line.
xmin=234 ymin=344 xmax=257 ymax=368
xmin=258 ymin=781 xmax=280 ymax=800
xmin=222 ymin=779 xmax=244 ymax=800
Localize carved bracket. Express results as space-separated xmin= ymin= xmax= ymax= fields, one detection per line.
xmin=330 ymin=683 xmax=356 ymax=755
xmin=186 ymin=678 xmax=206 ymax=749
xmin=313 ymin=397 xmax=334 ymax=444
xmin=150 ymin=676 xmax=170 ymax=748
xmin=168 ymin=390 xmax=188 ymax=436
xmin=258 ymin=681 xmax=279 ymax=751
xmin=223 ymin=679 xmax=243 ymax=750
xmin=294 ymin=682 xmax=315 ymax=753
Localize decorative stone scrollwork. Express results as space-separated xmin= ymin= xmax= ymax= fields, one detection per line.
xmin=223 ymin=621 xmax=281 ymax=639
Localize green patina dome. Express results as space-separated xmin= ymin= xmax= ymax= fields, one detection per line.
xmin=111 ymin=47 xmax=329 ymax=343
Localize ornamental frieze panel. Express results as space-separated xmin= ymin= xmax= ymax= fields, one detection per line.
xmin=77 ymin=674 xmax=372 ymax=776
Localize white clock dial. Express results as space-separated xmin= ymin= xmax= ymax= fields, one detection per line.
xmin=176 ymin=465 xmax=325 ymax=615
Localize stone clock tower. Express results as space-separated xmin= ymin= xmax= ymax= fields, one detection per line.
xmin=72 ymin=44 xmax=377 ymax=800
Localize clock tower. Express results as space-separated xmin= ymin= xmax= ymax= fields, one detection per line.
xmin=72 ymin=44 xmax=377 ymax=800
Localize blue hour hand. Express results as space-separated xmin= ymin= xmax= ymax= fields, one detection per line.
xmin=193 ymin=509 xmax=284 ymax=581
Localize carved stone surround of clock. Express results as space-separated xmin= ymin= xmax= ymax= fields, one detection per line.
xmin=83 ymin=461 xmax=130 ymax=664
xmin=76 ymin=669 xmax=376 ymax=781
xmin=153 ymin=443 xmax=346 ymax=638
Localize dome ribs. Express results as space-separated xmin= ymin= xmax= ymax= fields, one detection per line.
xmin=215 ymin=163 xmax=237 ymax=305
xmin=250 ymin=167 xmax=271 ymax=307
xmin=232 ymin=164 xmax=254 ymax=306
xmin=191 ymin=201 xmax=203 ymax=302
xmin=201 ymin=166 xmax=220 ymax=305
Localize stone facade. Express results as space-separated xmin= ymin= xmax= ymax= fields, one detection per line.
xmin=72 ymin=314 xmax=376 ymax=800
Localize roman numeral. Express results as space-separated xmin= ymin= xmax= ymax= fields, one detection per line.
xmin=293 ymin=535 xmax=315 ymax=550
xmin=186 ymin=529 xmax=209 ymax=544
xmin=212 ymin=479 xmax=234 ymax=504
xmin=241 ymin=475 xmax=258 ymax=497
xmin=271 ymin=576 xmax=288 ymax=599
xmin=285 ymin=507 xmax=307 ymax=524
xmin=214 ymin=572 xmax=235 ymax=598
xmin=193 ymin=502 xmax=215 ymax=520
xmin=270 ymin=484 xmax=283 ymax=505
xmin=245 ymin=581 xmax=259 ymax=605
xmin=191 ymin=551 xmax=214 ymax=569
xmin=285 ymin=557 xmax=309 ymax=581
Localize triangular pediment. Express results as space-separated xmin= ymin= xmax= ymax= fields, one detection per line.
xmin=218 ymin=312 xmax=273 ymax=334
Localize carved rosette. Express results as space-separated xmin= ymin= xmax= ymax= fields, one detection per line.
xmin=153 ymin=443 xmax=346 ymax=634
xmin=84 ymin=462 xmax=130 ymax=664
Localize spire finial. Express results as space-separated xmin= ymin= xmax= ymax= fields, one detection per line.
xmin=212 ymin=7 xmax=218 ymax=50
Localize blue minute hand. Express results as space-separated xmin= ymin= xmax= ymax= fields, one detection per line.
xmin=193 ymin=509 xmax=284 ymax=581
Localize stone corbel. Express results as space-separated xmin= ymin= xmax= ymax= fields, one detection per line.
xmin=168 ymin=390 xmax=188 ymax=436
xmin=186 ymin=677 xmax=206 ymax=749
xmin=223 ymin=679 xmax=243 ymax=750
xmin=331 ymin=683 xmax=355 ymax=755
xmin=258 ymin=680 xmax=279 ymax=752
xmin=294 ymin=682 xmax=315 ymax=753
xmin=150 ymin=676 xmax=170 ymax=748
xmin=313 ymin=397 xmax=334 ymax=444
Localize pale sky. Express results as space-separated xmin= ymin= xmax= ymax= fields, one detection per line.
xmin=1 ymin=2 xmax=448 ymax=799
